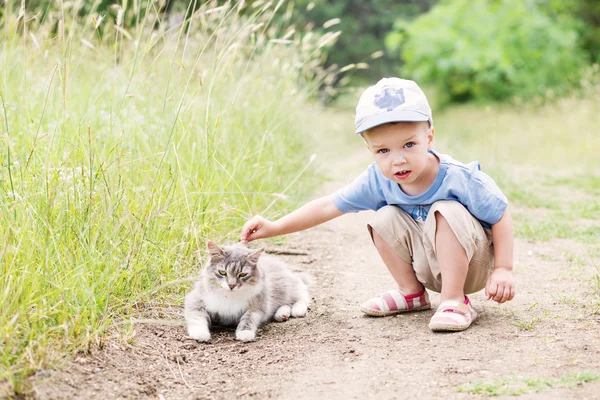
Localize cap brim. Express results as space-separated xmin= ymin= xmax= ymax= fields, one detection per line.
xmin=355 ymin=109 xmax=430 ymax=134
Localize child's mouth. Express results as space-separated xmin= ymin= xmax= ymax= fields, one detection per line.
xmin=395 ymin=170 xmax=411 ymax=180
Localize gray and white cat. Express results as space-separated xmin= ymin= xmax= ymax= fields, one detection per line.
xmin=184 ymin=241 xmax=311 ymax=342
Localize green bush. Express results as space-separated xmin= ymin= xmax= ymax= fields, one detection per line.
xmin=387 ymin=0 xmax=586 ymax=102
xmin=541 ymin=0 xmax=600 ymax=63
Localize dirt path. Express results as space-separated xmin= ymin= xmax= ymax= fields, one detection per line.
xmin=30 ymin=145 xmax=600 ymax=400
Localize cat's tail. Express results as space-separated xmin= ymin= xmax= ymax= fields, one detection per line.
xmin=295 ymin=271 xmax=313 ymax=287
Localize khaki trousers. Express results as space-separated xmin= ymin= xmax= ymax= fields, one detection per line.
xmin=367 ymin=201 xmax=494 ymax=294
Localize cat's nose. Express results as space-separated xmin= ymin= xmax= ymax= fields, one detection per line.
xmin=228 ymin=284 xmax=236 ymax=290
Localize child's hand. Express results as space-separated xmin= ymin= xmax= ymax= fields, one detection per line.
xmin=485 ymin=268 xmax=515 ymax=303
xmin=241 ymin=216 xmax=276 ymax=243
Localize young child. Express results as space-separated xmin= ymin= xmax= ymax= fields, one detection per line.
xmin=241 ymin=78 xmax=515 ymax=332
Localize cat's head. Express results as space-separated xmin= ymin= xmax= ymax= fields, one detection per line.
xmin=204 ymin=241 xmax=264 ymax=292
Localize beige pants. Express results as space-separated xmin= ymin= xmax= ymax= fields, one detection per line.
xmin=367 ymin=201 xmax=494 ymax=294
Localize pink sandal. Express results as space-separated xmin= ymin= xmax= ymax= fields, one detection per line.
xmin=429 ymin=296 xmax=477 ymax=332
xmin=360 ymin=288 xmax=431 ymax=317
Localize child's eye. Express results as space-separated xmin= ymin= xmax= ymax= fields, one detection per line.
xmin=238 ymin=272 xmax=247 ymax=278
xmin=218 ymin=270 xmax=227 ymax=276
xmin=377 ymin=149 xmax=389 ymax=154
xmin=404 ymin=142 xmax=415 ymax=148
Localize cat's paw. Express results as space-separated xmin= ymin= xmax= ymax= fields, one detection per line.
xmin=188 ymin=324 xmax=211 ymax=342
xmin=235 ymin=330 xmax=256 ymax=342
xmin=291 ymin=301 xmax=308 ymax=318
xmin=274 ymin=305 xmax=291 ymax=322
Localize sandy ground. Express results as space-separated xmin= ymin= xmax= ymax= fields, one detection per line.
xmin=27 ymin=147 xmax=600 ymax=400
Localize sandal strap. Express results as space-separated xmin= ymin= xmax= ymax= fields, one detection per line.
xmin=430 ymin=296 xmax=477 ymax=331
xmin=364 ymin=288 xmax=428 ymax=312
xmin=438 ymin=296 xmax=471 ymax=313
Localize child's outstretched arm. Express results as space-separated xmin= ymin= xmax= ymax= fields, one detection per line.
xmin=486 ymin=210 xmax=515 ymax=303
xmin=241 ymin=195 xmax=343 ymax=243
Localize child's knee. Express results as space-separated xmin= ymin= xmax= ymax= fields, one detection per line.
xmin=370 ymin=227 xmax=385 ymax=246
xmin=434 ymin=209 xmax=451 ymax=229
xmin=429 ymin=200 xmax=469 ymax=221
xmin=368 ymin=205 xmax=404 ymax=240
xmin=427 ymin=201 xmax=475 ymax=237
xmin=371 ymin=205 xmax=404 ymax=226
xmin=425 ymin=200 xmax=482 ymax=260
xmin=368 ymin=205 xmax=417 ymax=265
xmin=368 ymin=214 xmax=398 ymax=253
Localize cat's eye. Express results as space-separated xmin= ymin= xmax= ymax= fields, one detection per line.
xmin=238 ymin=273 xmax=247 ymax=278
xmin=218 ymin=270 xmax=227 ymax=276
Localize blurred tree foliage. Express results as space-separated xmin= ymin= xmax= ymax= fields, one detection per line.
xmin=287 ymin=0 xmax=436 ymax=83
xmin=387 ymin=0 xmax=589 ymax=102
xmin=2 ymin=0 xmax=600 ymax=101
xmin=0 ymin=0 xmax=437 ymax=81
xmin=541 ymin=0 xmax=600 ymax=63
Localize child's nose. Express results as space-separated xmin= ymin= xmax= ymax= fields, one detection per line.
xmin=393 ymin=154 xmax=407 ymax=165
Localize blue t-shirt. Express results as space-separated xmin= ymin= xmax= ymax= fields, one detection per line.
xmin=332 ymin=151 xmax=508 ymax=227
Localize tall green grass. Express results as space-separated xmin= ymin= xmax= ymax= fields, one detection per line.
xmin=0 ymin=1 xmax=340 ymax=392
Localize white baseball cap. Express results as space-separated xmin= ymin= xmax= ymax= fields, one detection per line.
xmin=354 ymin=77 xmax=432 ymax=134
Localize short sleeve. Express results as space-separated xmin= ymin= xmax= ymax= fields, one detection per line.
xmin=331 ymin=164 xmax=388 ymax=213
xmin=465 ymin=169 xmax=508 ymax=225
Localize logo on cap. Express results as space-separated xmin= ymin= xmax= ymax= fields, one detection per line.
xmin=374 ymin=87 xmax=405 ymax=111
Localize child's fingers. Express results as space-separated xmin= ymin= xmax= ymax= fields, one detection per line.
xmin=508 ymin=284 xmax=516 ymax=301
xmin=240 ymin=230 xmax=251 ymax=243
xmin=241 ymin=218 xmax=261 ymax=242
xmin=499 ymin=286 xmax=511 ymax=303
xmin=241 ymin=223 xmax=252 ymax=238
xmin=240 ymin=229 xmax=249 ymax=242
xmin=486 ymin=281 xmax=498 ymax=300
xmin=243 ymin=228 xmax=259 ymax=243
xmin=493 ymin=284 xmax=506 ymax=302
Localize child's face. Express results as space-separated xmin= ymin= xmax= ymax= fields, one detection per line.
xmin=362 ymin=122 xmax=435 ymax=189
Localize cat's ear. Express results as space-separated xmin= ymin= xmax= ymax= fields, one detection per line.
xmin=246 ymin=247 xmax=264 ymax=264
xmin=207 ymin=240 xmax=225 ymax=260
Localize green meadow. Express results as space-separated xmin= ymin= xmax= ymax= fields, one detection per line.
xmin=435 ymin=95 xmax=600 ymax=246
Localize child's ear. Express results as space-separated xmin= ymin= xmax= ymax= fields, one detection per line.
xmin=427 ymin=126 xmax=435 ymax=150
